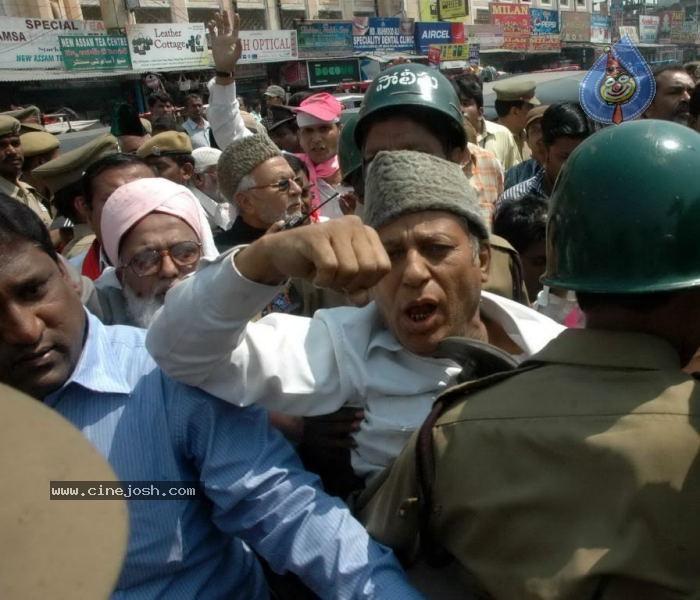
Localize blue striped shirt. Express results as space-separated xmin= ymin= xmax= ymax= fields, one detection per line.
xmin=45 ymin=312 xmax=422 ymax=599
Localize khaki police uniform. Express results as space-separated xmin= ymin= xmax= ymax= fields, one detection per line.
xmin=359 ymin=328 xmax=700 ymax=599
xmin=493 ymin=80 xmax=541 ymax=165
xmin=0 ymin=115 xmax=52 ymax=227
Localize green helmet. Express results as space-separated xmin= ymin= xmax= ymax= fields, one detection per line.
xmin=339 ymin=112 xmax=362 ymax=179
xmin=354 ymin=63 xmax=465 ymax=151
xmin=542 ymin=120 xmax=700 ymax=293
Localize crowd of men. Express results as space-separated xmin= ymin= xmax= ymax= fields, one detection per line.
xmin=1 ymin=10 xmax=700 ymax=598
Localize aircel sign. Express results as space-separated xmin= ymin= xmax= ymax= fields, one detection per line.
xmin=414 ymin=22 xmax=464 ymax=55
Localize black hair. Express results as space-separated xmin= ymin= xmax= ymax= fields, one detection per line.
xmin=492 ymin=194 xmax=548 ymax=254
xmin=170 ymin=153 xmax=195 ymax=169
xmin=281 ymin=151 xmax=309 ymax=178
xmin=358 ymin=105 xmax=466 ymax=157
xmin=52 ymin=179 xmax=84 ymax=221
xmin=690 ymin=83 xmax=700 ymax=117
xmin=184 ymin=93 xmax=203 ymax=105
xmin=541 ymin=102 xmax=593 ymax=147
xmin=150 ymin=116 xmax=183 ymax=135
xmin=147 ymin=91 xmax=173 ymax=108
xmin=652 ymin=62 xmax=687 ymax=80
xmin=495 ymin=99 xmax=527 ymax=119
xmin=81 ymin=153 xmax=150 ymax=207
xmin=451 ymin=73 xmax=484 ymax=110
xmin=0 ymin=193 xmax=57 ymax=262
xmin=287 ymin=91 xmax=314 ymax=107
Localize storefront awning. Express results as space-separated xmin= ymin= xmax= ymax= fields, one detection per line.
xmin=0 ymin=69 xmax=140 ymax=82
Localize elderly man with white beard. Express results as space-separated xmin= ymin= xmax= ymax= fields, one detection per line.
xmin=94 ymin=177 xmax=218 ymax=328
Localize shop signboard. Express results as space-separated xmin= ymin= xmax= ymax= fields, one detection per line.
xmin=414 ymin=22 xmax=464 ymax=54
xmin=0 ymin=17 xmax=104 ymax=70
xmin=529 ymin=8 xmax=559 ymax=51
xmin=238 ymin=30 xmax=298 ymax=64
xmin=489 ymin=3 xmax=529 ymax=51
xmin=530 ymin=8 xmax=559 ymax=35
xmin=352 ymin=17 xmax=415 ymax=52
xmin=590 ymin=15 xmax=612 ymax=44
xmin=297 ymin=22 xmax=354 ymax=58
xmin=59 ymin=35 xmax=131 ymax=70
xmin=428 ymin=42 xmax=470 ymax=60
xmin=419 ymin=0 xmax=439 ymax=21
xmin=657 ymin=11 xmax=673 ymax=43
xmin=307 ymin=58 xmax=361 ymax=87
xmin=669 ymin=11 xmax=685 ymax=43
xmin=466 ymin=24 xmax=504 ymax=49
xmin=638 ymin=15 xmax=659 ymax=43
xmin=560 ymin=11 xmax=589 ymax=42
xmin=126 ymin=22 xmax=208 ymax=70
xmin=617 ymin=25 xmax=638 ymax=44
xmin=437 ymin=0 xmax=468 ymax=20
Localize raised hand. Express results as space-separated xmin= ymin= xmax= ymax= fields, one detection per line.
xmin=234 ymin=215 xmax=391 ymax=306
xmin=207 ymin=10 xmax=242 ymax=73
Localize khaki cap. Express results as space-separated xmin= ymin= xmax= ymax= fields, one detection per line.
xmin=525 ymin=104 xmax=549 ymax=128
xmin=136 ymin=131 xmax=192 ymax=158
xmin=0 ymin=105 xmax=41 ymax=123
xmin=264 ymin=84 xmax=286 ymax=99
xmin=20 ymin=131 xmax=60 ymax=158
xmin=33 ymin=133 xmax=120 ymax=195
xmin=493 ymin=80 xmax=541 ymax=105
xmin=19 ymin=121 xmax=46 ymax=134
xmin=0 ymin=115 xmax=21 ymax=137
xmin=0 ymin=383 xmax=127 ymax=599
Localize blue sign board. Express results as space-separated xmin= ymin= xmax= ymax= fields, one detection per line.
xmin=352 ymin=18 xmax=415 ymax=52
xmin=297 ymin=22 xmax=354 ymax=58
xmin=530 ymin=8 xmax=559 ymax=35
xmin=414 ymin=22 xmax=453 ymax=54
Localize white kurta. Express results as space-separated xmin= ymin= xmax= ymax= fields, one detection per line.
xmin=147 ymin=249 xmax=565 ymax=481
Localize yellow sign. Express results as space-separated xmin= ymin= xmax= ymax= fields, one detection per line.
xmin=438 ymin=0 xmax=468 ymax=20
xmin=429 ymin=43 xmax=469 ymax=60
xmin=419 ymin=0 xmax=439 ymax=22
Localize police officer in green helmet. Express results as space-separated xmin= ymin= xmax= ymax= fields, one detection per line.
xmin=358 ymin=119 xmax=700 ymax=598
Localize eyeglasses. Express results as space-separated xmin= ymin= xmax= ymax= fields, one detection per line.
xmin=122 ymin=241 xmax=202 ymax=277
xmin=247 ymin=176 xmax=303 ymax=194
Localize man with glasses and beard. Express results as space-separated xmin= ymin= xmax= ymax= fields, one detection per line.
xmin=95 ymin=177 xmax=218 ymax=328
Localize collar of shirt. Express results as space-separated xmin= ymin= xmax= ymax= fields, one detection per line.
xmin=46 ymin=311 xmax=150 ymax=403
xmin=528 ymin=328 xmax=682 ymax=370
xmin=184 ymin=118 xmax=209 ymax=133
xmin=0 ymin=174 xmax=22 ymax=197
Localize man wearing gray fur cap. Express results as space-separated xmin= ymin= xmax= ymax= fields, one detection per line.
xmin=147 ymin=149 xmax=563 ymax=494
xmin=213 ymin=133 xmax=303 ymax=252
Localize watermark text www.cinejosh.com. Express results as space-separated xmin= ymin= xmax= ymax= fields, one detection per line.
xmin=50 ymin=481 xmax=201 ymax=500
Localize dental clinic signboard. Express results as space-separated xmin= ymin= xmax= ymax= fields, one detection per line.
xmin=352 ymin=17 xmax=415 ymax=52
xmin=0 ymin=17 xmax=105 ymax=69
xmin=126 ymin=22 xmax=209 ymax=70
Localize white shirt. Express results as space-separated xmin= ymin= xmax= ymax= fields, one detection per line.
xmin=182 ymin=117 xmax=212 ymax=149
xmin=147 ymin=248 xmax=564 ymax=481
xmin=206 ymin=78 xmax=252 ymax=149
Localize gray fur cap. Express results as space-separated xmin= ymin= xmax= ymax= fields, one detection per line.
xmin=363 ymin=150 xmax=488 ymax=240
xmin=217 ymin=133 xmax=281 ymax=201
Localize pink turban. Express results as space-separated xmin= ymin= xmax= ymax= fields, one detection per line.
xmin=101 ymin=177 xmax=218 ymax=267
